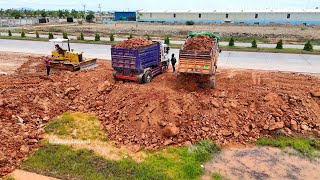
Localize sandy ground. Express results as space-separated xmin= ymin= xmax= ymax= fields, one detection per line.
xmin=202 ymin=146 xmax=320 ymax=180
xmin=0 ymin=52 xmax=30 ymax=75
xmin=9 ymin=170 xmax=59 ymax=180
xmin=21 ymin=22 xmax=320 ymax=40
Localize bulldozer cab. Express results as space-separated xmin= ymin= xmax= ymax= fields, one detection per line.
xmin=49 ymin=39 xmax=83 ymax=64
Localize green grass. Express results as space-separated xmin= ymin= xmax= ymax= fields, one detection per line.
xmin=211 ymin=172 xmax=223 ymax=180
xmin=256 ymin=136 xmax=320 ymax=158
xmin=21 ymin=140 xmax=220 ymax=180
xmin=221 ymin=36 xmax=270 ymax=43
xmin=45 ymin=113 xmax=105 ymax=140
xmin=2 ymin=176 xmax=16 ymax=180
xmin=220 ymin=45 xmax=320 ymax=54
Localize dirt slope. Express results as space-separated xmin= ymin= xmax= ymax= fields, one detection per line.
xmin=0 ymin=52 xmax=320 ymax=176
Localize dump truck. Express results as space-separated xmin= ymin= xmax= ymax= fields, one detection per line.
xmin=49 ymin=39 xmax=97 ymax=71
xmin=111 ymin=40 xmax=170 ymax=84
xmin=178 ymin=32 xmax=220 ymax=88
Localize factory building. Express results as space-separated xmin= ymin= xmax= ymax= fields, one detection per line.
xmin=137 ymin=9 xmax=320 ymax=25
xmin=114 ymin=11 xmax=136 ymax=21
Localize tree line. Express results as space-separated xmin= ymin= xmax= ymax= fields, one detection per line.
xmin=0 ymin=9 xmax=95 ymax=19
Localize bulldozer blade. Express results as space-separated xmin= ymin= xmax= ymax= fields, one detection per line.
xmin=80 ymin=58 xmax=97 ymax=70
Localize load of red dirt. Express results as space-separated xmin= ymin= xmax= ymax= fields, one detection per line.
xmin=113 ymin=37 xmax=153 ymax=49
xmin=183 ymin=35 xmax=216 ymax=51
xmin=1 ymin=52 xmax=320 ymax=176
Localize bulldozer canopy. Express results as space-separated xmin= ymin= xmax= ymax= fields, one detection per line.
xmin=187 ymin=32 xmax=221 ymax=41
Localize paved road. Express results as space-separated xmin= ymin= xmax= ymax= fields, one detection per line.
xmin=2 ymin=32 xmax=320 ymax=50
xmin=1 ymin=39 xmax=319 ymax=74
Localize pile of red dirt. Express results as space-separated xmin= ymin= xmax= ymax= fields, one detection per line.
xmin=1 ymin=52 xmax=320 ymax=176
xmin=113 ymin=37 xmax=153 ymax=49
xmin=183 ymin=35 xmax=216 ymax=51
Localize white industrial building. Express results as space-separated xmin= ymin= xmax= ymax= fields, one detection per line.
xmin=137 ymin=9 xmax=320 ymax=25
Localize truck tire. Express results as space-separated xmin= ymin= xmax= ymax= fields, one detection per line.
xmin=143 ymin=71 xmax=152 ymax=83
xmin=113 ymin=71 xmax=119 ymax=81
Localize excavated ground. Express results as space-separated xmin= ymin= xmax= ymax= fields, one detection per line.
xmin=0 ymin=52 xmax=320 ymax=176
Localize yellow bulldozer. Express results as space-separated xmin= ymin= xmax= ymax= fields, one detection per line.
xmin=49 ymin=39 xmax=97 ymax=71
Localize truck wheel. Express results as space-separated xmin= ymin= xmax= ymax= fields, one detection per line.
xmin=113 ymin=71 xmax=119 ymax=81
xmin=143 ymin=71 xmax=152 ymax=83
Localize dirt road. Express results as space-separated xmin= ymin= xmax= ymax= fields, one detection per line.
xmin=0 ymin=51 xmax=319 ymax=176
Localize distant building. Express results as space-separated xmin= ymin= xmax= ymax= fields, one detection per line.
xmin=114 ymin=11 xmax=136 ymax=21
xmin=137 ymin=9 xmax=320 ymax=25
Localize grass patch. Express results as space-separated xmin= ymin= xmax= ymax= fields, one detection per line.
xmin=3 ymin=176 xmax=16 ymax=180
xmin=22 ymin=140 xmax=220 ymax=179
xmin=220 ymin=45 xmax=320 ymax=54
xmin=221 ymin=36 xmax=270 ymax=43
xmin=45 ymin=113 xmax=105 ymax=140
xmin=256 ymin=136 xmax=320 ymax=158
xmin=211 ymin=172 xmax=224 ymax=180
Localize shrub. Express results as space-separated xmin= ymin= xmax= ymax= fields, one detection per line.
xmin=276 ymin=39 xmax=283 ymax=49
xmin=251 ymin=39 xmax=257 ymax=48
xmin=304 ymin=41 xmax=313 ymax=51
xmin=146 ymin=35 xmax=151 ymax=40
xmin=164 ymin=36 xmax=170 ymax=45
xmin=62 ymin=32 xmax=68 ymax=39
xmin=21 ymin=31 xmax=26 ymax=37
xmin=48 ymin=32 xmax=54 ymax=39
xmin=8 ymin=30 xmax=12 ymax=36
xmin=228 ymin=37 xmax=235 ymax=46
xmin=78 ymin=20 xmax=83 ymax=25
xmin=36 ymin=31 xmax=39 ymax=38
xmin=95 ymin=34 xmax=100 ymax=41
xmin=128 ymin=34 xmax=133 ymax=39
xmin=185 ymin=21 xmax=195 ymax=25
xmin=80 ymin=33 xmax=84 ymax=40
xmin=109 ymin=34 xmax=114 ymax=42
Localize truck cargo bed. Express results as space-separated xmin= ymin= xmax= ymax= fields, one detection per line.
xmin=178 ymin=39 xmax=218 ymax=75
xmin=111 ymin=42 xmax=160 ymax=74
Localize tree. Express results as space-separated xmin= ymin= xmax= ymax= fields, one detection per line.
xmin=48 ymin=32 xmax=54 ymax=39
xmin=276 ymin=39 xmax=283 ymax=49
xmin=63 ymin=32 xmax=68 ymax=39
xmin=228 ymin=37 xmax=235 ymax=46
xmin=21 ymin=31 xmax=26 ymax=37
xmin=71 ymin=9 xmax=79 ymax=18
xmin=95 ymin=34 xmax=100 ymax=41
xmin=146 ymin=35 xmax=151 ymax=40
xmin=36 ymin=31 xmax=39 ymax=38
xmin=164 ymin=36 xmax=170 ymax=45
xmin=251 ymin=39 xmax=257 ymax=48
xmin=128 ymin=34 xmax=133 ymax=39
xmin=303 ymin=41 xmax=313 ymax=51
xmin=58 ymin=10 xmax=64 ymax=18
xmin=86 ymin=11 xmax=95 ymax=22
xmin=80 ymin=33 xmax=84 ymax=40
xmin=109 ymin=34 xmax=114 ymax=42
xmin=8 ymin=30 xmax=12 ymax=36
xmin=41 ymin=9 xmax=47 ymax=17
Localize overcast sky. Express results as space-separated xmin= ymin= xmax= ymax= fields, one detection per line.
xmin=0 ymin=0 xmax=319 ymax=11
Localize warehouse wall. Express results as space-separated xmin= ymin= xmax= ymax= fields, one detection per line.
xmin=137 ymin=11 xmax=320 ymax=25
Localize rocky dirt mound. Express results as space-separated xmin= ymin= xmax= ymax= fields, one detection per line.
xmin=113 ymin=37 xmax=153 ymax=49
xmin=183 ymin=35 xmax=216 ymax=51
xmin=1 ymin=52 xmax=320 ymax=176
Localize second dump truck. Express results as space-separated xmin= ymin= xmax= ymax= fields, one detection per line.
xmin=178 ymin=32 xmax=220 ymax=88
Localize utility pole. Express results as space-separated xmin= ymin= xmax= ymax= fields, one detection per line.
xmin=82 ymin=4 xmax=86 ymax=21
xmin=98 ymin=4 xmax=102 ymax=21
